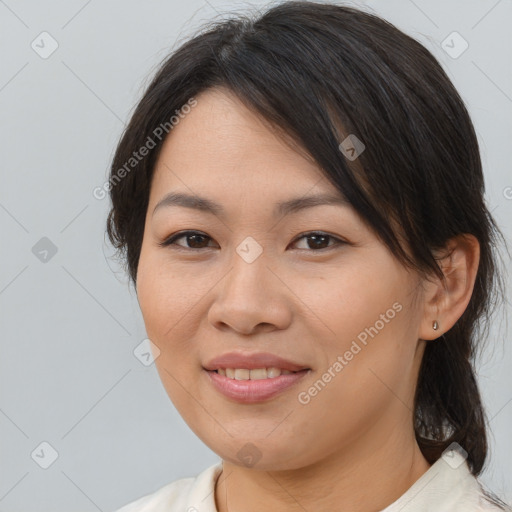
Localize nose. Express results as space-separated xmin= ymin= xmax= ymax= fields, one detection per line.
xmin=207 ymin=247 xmax=293 ymax=336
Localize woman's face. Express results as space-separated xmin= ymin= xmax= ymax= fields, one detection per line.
xmin=136 ymin=87 xmax=428 ymax=470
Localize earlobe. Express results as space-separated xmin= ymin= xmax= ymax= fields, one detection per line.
xmin=419 ymin=234 xmax=480 ymax=341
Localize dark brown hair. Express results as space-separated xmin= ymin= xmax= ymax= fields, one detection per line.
xmin=106 ymin=1 xmax=509 ymax=507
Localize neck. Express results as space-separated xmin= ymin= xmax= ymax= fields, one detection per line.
xmin=214 ymin=426 xmax=431 ymax=512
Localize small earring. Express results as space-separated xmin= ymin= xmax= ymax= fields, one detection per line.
xmin=433 ymin=320 xmax=439 ymax=331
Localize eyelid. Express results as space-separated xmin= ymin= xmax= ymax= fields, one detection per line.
xmin=158 ymin=230 xmax=348 ymax=251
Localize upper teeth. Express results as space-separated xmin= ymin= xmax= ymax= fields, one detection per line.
xmin=217 ymin=368 xmax=294 ymax=380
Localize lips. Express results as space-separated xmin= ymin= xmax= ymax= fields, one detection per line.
xmin=203 ymin=351 xmax=310 ymax=372
xmin=205 ymin=367 xmax=310 ymax=403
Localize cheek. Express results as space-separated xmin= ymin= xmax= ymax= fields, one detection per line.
xmin=304 ymin=264 xmax=417 ymax=398
xmin=137 ymin=249 xmax=195 ymax=329
xmin=136 ymin=255 xmax=204 ymax=412
xmin=136 ymin=251 xmax=196 ymax=363
xmin=136 ymin=258 xmax=169 ymax=337
xmin=297 ymin=261 xmax=405 ymax=346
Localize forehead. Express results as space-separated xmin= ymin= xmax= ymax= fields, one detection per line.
xmin=149 ymin=87 xmax=333 ymax=199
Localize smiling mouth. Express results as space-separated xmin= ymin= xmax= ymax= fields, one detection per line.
xmin=212 ymin=367 xmax=309 ymax=380
xmin=205 ymin=367 xmax=311 ymax=403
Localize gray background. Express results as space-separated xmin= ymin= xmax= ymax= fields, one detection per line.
xmin=0 ymin=0 xmax=510 ymax=511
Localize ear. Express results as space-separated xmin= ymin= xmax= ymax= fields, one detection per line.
xmin=418 ymin=234 xmax=480 ymax=340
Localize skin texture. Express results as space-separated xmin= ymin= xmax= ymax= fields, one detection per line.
xmin=136 ymin=87 xmax=480 ymax=512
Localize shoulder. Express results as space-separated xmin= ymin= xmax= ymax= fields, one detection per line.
xmin=463 ymin=481 xmax=510 ymax=512
xmin=113 ymin=461 xmax=223 ymax=512
xmin=472 ymin=482 xmax=512 ymax=512
xmin=382 ymin=449 xmax=511 ymax=512
xmin=437 ymin=462 xmax=511 ymax=512
xmin=450 ymin=460 xmax=510 ymax=512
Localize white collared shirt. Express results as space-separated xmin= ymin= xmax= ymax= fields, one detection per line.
xmin=114 ymin=449 xmax=509 ymax=512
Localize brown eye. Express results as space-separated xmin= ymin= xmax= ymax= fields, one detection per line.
xmin=158 ymin=231 xmax=216 ymax=250
xmin=291 ymin=232 xmax=345 ymax=251
xmin=159 ymin=230 xmax=346 ymax=252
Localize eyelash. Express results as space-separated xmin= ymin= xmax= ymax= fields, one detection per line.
xmin=158 ymin=230 xmax=347 ymax=252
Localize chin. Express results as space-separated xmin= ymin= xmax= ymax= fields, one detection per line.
xmin=210 ymin=439 xmax=314 ymax=472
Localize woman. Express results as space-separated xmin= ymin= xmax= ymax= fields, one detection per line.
xmin=107 ymin=2 xmax=510 ymax=511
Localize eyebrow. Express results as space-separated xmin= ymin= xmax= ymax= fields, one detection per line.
xmin=152 ymin=191 xmax=349 ymax=219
